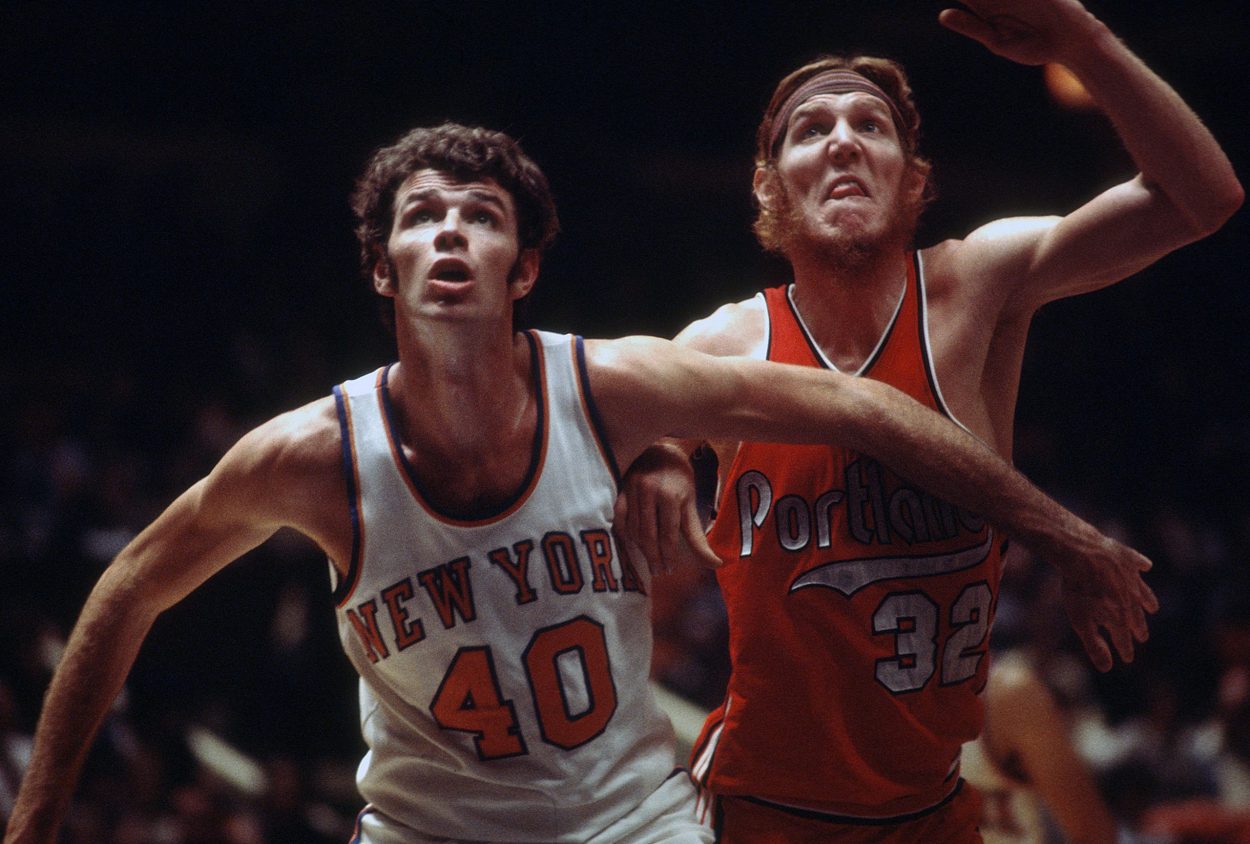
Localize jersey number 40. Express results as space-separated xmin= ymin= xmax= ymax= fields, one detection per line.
xmin=430 ymin=615 xmax=617 ymax=760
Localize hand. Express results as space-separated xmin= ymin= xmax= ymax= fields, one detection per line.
xmin=1049 ymin=533 xmax=1158 ymax=672
xmin=614 ymin=442 xmax=722 ymax=576
xmin=938 ymin=0 xmax=1103 ymax=67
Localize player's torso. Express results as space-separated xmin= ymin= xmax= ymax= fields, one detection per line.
xmin=331 ymin=330 xmax=677 ymax=842
xmin=697 ymin=254 xmax=1006 ymax=818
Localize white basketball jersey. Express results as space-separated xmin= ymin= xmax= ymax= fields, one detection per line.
xmin=330 ymin=330 xmax=686 ymax=842
xmin=960 ymin=736 xmax=1047 ymax=844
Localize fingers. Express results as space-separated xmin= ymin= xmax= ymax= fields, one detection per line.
xmin=937 ymin=7 xmax=996 ymax=43
xmin=657 ymin=496 xmax=683 ymax=573
xmin=1075 ymin=620 xmax=1114 ymax=673
xmin=1108 ymin=620 xmax=1136 ymax=666
xmin=631 ymin=485 xmax=662 ymax=572
xmin=1129 ymin=604 xmax=1150 ymax=645
xmin=682 ymin=498 xmax=723 ymax=570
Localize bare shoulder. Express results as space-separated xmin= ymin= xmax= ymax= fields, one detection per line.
xmin=922 ymin=216 xmax=1060 ymax=299
xmin=674 ymin=295 xmax=767 ymax=359
xmin=202 ymin=395 xmax=344 ymax=525
xmin=217 ymin=397 xmax=340 ymax=477
xmin=582 ymin=335 xmax=686 ymax=392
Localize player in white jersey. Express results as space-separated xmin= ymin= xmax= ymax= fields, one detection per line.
xmin=5 ymin=123 xmax=1155 ymax=844
xmin=962 ymin=651 xmax=1117 ymax=844
xmin=333 ymin=333 xmax=690 ymax=842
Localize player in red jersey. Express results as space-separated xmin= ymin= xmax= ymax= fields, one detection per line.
xmin=619 ymin=1 xmax=1241 ymax=840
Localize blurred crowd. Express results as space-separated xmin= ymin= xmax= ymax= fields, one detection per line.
xmin=3 ymin=321 xmax=1249 ymax=844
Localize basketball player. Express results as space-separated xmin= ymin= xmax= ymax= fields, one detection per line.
xmin=962 ymin=652 xmax=1118 ymax=844
xmin=618 ymin=0 xmax=1241 ymax=840
xmin=5 ymin=122 xmax=1156 ymax=844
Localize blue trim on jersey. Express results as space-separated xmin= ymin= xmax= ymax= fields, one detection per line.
xmin=378 ymin=337 xmax=546 ymax=522
xmin=573 ymin=334 xmax=623 ymax=487
xmin=332 ymin=383 xmax=362 ymax=606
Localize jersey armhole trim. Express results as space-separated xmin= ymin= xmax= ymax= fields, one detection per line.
xmin=573 ymin=335 xmax=623 ymax=487
xmin=331 ymin=382 xmax=364 ymax=606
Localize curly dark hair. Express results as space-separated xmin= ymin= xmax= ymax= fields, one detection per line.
xmin=753 ymin=56 xmax=935 ymax=253
xmin=350 ymin=123 xmax=560 ymax=330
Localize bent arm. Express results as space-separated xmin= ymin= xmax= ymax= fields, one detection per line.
xmin=939 ymin=1 xmax=1242 ymax=310
xmin=4 ymin=423 xmax=301 ymax=844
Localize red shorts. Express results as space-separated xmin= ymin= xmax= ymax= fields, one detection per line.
xmin=711 ymin=781 xmax=983 ymax=844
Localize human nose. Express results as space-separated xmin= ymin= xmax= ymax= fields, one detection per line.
xmin=433 ymin=210 xmax=468 ymax=250
xmin=825 ymin=120 xmax=860 ymax=163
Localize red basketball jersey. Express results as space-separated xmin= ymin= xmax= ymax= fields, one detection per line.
xmin=693 ymin=254 xmax=1006 ymax=820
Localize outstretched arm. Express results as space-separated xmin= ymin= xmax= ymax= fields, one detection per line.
xmin=4 ymin=404 xmax=339 ymax=844
xmin=938 ymin=0 xmax=1242 ymax=309
xmin=590 ymin=336 xmax=1157 ymax=671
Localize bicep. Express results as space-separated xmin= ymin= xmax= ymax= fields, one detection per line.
xmin=113 ymin=473 xmax=280 ymax=614
xmin=111 ymin=422 xmax=307 ymax=613
xmin=966 ymin=176 xmax=1202 ymax=315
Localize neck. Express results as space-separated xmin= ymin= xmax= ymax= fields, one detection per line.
xmin=391 ymin=316 xmax=532 ymax=460
xmin=787 ymin=243 xmax=910 ymax=372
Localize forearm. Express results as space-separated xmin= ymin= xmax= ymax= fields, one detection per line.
xmin=6 ymin=568 xmax=158 ymax=844
xmin=1062 ymin=19 xmax=1242 ymax=231
xmin=843 ymin=377 xmax=1104 ymax=561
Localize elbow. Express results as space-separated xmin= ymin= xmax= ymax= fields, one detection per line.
xmin=1191 ymin=177 xmax=1244 ymax=238
xmin=1216 ymin=178 xmax=1246 ymax=228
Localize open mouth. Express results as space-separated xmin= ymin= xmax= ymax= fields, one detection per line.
xmin=828 ymin=177 xmax=868 ymax=199
xmin=430 ymin=260 xmax=472 ymax=283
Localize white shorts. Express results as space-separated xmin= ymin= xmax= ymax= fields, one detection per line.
xmin=352 ymin=770 xmax=712 ymax=844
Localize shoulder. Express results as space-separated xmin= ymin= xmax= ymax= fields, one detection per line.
xmin=223 ymin=396 xmax=340 ymax=474
xmin=674 ymin=295 xmax=768 ymax=359
xmin=202 ymin=395 xmax=344 ymax=521
xmin=921 ymin=217 xmax=1060 ymax=301
xmin=582 ymin=335 xmax=686 ymax=388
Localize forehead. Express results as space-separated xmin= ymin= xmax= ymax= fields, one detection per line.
xmin=393 ymin=169 xmax=516 ymax=213
xmin=790 ymin=91 xmax=894 ymax=120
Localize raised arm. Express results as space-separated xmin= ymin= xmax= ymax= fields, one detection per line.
xmin=590 ymin=335 xmax=1156 ymax=670
xmin=4 ymin=401 xmax=343 ymax=844
xmin=937 ymin=0 xmax=1242 ymax=309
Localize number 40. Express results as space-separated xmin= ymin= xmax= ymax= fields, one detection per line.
xmin=430 ymin=615 xmax=618 ymax=760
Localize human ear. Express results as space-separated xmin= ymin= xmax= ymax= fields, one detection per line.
xmin=903 ymin=165 xmax=927 ymax=209
xmin=509 ymin=249 xmax=540 ymax=301
xmin=753 ymin=167 xmax=780 ymax=211
xmin=372 ymin=250 xmax=396 ymax=297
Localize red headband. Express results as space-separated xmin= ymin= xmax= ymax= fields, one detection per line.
xmin=769 ymin=69 xmax=906 ymax=156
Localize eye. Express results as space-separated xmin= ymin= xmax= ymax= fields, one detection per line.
xmin=470 ymin=210 xmax=497 ymax=226
xmin=861 ymin=120 xmax=881 ymax=133
xmin=402 ymin=207 xmax=436 ymax=226
xmin=799 ymin=121 xmax=830 ymax=140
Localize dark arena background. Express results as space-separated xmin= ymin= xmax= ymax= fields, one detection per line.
xmin=2 ymin=2 xmax=1247 ymax=841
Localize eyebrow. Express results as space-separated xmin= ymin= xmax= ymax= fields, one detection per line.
xmin=791 ymin=94 xmax=893 ymax=123
xmin=397 ymin=187 xmax=509 ymax=212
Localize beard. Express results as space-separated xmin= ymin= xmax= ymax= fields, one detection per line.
xmin=774 ymin=181 xmax=920 ymax=273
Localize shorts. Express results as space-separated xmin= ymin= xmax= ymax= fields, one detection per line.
xmin=710 ymin=780 xmax=983 ymax=844
xmin=352 ymin=770 xmax=712 ymax=844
